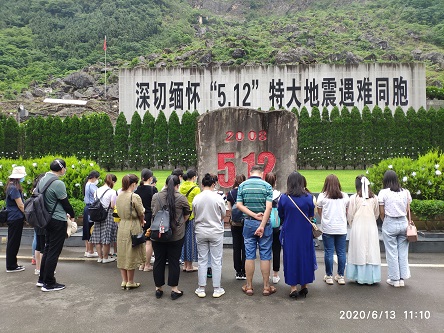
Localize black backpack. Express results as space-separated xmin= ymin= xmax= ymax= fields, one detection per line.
xmin=24 ymin=177 xmax=58 ymax=228
xmin=150 ymin=195 xmax=173 ymax=241
xmin=88 ymin=188 xmax=110 ymax=222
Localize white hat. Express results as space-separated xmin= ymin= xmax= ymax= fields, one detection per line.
xmin=9 ymin=166 xmax=27 ymax=179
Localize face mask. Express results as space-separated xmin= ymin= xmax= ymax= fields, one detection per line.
xmin=19 ymin=177 xmax=25 ymax=183
xmin=92 ymin=180 xmax=99 ymax=186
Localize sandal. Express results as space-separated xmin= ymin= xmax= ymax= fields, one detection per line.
xmin=143 ymin=265 xmax=153 ymax=272
xmin=262 ymin=285 xmax=277 ymax=296
xmin=126 ymin=282 xmax=141 ymax=289
xmin=242 ymin=285 xmax=254 ymax=296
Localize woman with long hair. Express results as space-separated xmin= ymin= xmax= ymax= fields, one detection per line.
xmin=179 ymin=169 xmax=200 ymax=272
xmin=192 ymin=173 xmax=227 ymax=298
xmin=347 ymin=175 xmax=381 ymax=285
xmin=378 ymin=170 xmax=412 ymax=287
xmin=5 ymin=166 xmax=27 ymax=273
xmin=135 ymin=168 xmax=158 ymax=271
xmin=264 ymin=172 xmax=282 ymax=284
xmin=226 ymin=174 xmax=247 ymax=280
xmin=115 ymin=174 xmax=146 ymax=289
xmin=82 ymin=170 xmax=100 ymax=258
xmin=278 ymin=172 xmax=316 ymax=298
xmin=317 ymin=174 xmax=349 ymax=285
xmin=151 ymin=175 xmax=190 ymax=300
xmin=89 ymin=174 xmax=118 ymax=264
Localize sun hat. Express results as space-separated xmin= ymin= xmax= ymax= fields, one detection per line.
xmin=9 ymin=166 xmax=27 ymax=179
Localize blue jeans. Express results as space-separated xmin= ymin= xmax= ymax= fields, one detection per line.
xmin=323 ymin=233 xmax=347 ymax=276
xmin=243 ymin=218 xmax=272 ymax=260
xmin=382 ymin=216 xmax=410 ymax=281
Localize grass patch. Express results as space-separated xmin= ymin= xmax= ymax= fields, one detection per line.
xmin=108 ymin=169 xmax=366 ymax=194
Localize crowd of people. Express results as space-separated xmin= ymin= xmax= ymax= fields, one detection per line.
xmin=4 ymin=160 xmax=414 ymax=298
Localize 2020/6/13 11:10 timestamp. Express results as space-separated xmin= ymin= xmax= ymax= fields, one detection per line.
xmin=339 ymin=310 xmax=431 ymax=320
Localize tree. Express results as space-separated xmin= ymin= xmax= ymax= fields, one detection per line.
xmin=24 ymin=117 xmax=36 ymax=158
xmin=4 ymin=116 xmax=19 ymax=159
xmin=129 ymin=112 xmax=142 ymax=169
xmin=0 ymin=119 xmax=4 ymax=157
xmin=340 ymin=106 xmax=352 ymax=169
xmin=88 ymin=114 xmax=101 ymax=161
xmin=309 ymin=106 xmax=321 ymax=168
xmin=168 ymin=111 xmax=181 ymax=168
xmin=371 ymin=105 xmax=384 ymax=164
xmin=350 ymin=107 xmax=362 ymax=169
xmin=34 ymin=116 xmax=46 ymax=157
xmin=297 ymin=107 xmax=310 ymax=168
xmin=98 ymin=113 xmax=114 ymax=171
xmin=42 ymin=116 xmax=53 ymax=156
xmin=69 ymin=115 xmax=82 ymax=159
xmin=50 ymin=116 xmax=63 ymax=155
xmin=78 ymin=115 xmax=90 ymax=159
xmin=141 ymin=111 xmax=155 ymax=168
xmin=393 ymin=107 xmax=409 ymax=158
xmin=435 ymin=108 xmax=444 ymax=150
xmin=320 ymin=107 xmax=331 ymax=169
xmin=361 ymin=105 xmax=372 ymax=168
xmin=383 ymin=106 xmax=394 ymax=160
xmin=329 ymin=106 xmax=341 ymax=169
xmin=61 ymin=116 xmax=71 ymax=156
xmin=179 ymin=111 xmax=193 ymax=168
xmin=415 ymin=106 xmax=430 ymax=156
xmin=114 ymin=112 xmax=129 ymax=170
xmin=154 ymin=110 xmax=169 ymax=169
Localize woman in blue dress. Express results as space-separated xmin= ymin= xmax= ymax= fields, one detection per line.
xmin=278 ymin=171 xmax=316 ymax=299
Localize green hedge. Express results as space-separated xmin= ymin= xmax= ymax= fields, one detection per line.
xmin=367 ymin=150 xmax=444 ymax=200
xmin=0 ymin=156 xmax=107 ymax=201
xmin=0 ymin=107 xmax=444 ymax=171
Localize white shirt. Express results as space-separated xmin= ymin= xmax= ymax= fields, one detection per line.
xmin=378 ymin=188 xmax=412 ymax=217
xmin=95 ymin=185 xmax=117 ymax=209
xmin=317 ymin=192 xmax=349 ymax=234
xmin=192 ymin=190 xmax=226 ymax=236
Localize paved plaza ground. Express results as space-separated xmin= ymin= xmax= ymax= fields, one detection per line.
xmin=0 ymin=246 xmax=443 ymax=333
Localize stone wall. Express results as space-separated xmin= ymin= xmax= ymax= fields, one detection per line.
xmin=196 ymin=108 xmax=297 ymax=192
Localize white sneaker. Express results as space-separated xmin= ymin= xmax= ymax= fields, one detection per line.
xmin=334 ymin=275 xmax=346 ymax=285
xmin=102 ymin=257 xmax=116 ymax=264
xmin=150 ymin=256 xmax=155 ymax=264
xmin=399 ymin=279 xmax=405 ymax=287
xmin=84 ymin=252 xmax=88 ymax=257
xmin=97 ymin=258 xmax=103 ymax=263
xmin=272 ymin=275 xmax=280 ymax=284
xmin=386 ymin=279 xmax=400 ymax=287
xmin=213 ymin=287 xmax=225 ymax=298
xmin=195 ymin=287 xmax=206 ymax=298
xmin=34 ymin=269 xmax=40 ymax=275
xmin=86 ymin=252 xmax=99 ymax=258
xmin=324 ymin=275 xmax=334 ymax=285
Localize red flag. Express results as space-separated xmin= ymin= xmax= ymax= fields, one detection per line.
xmin=103 ymin=36 xmax=107 ymax=51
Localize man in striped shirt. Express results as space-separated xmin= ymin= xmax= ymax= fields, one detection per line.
xmin=237 ymin=165 xmax=275 ymax=296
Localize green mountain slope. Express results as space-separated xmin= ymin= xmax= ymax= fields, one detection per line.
xmin=0 ymin=0 xmax=442 ymax=99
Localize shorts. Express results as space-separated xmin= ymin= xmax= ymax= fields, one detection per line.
xmin=243 ymin=218 xmax=272 ymax=260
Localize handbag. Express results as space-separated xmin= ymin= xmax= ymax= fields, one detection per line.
xmin=287 ymin=194 xmax=322 ymax=239
xmin=129 ymin=193 xmax=145 ymax=247
xmin=406 ymin=198 xmax=417 ymax=242
xmin=406 ymin=223 xmax=418 ymax=242
xmin=0 ymin=207 xmax=8 ymax=224
xmin=66 ymin=217 xmax=78 ymax=238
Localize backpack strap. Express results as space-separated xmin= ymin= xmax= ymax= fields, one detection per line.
xmin=185 ymin=185 xmax=197 ymax=198
xmin=38 ymin=176 xmax=60 ymax=215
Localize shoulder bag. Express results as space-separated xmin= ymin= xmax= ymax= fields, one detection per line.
xmin=287 ymin=194 xmax=322 ymax=239
xmin=406 ymin=191 xmax=418 ymax=242
xmin=130 ymin=193 xmax=146 ymax=247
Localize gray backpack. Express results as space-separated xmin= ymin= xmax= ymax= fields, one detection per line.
xmin=150 ymin=195 xmax=172 ymax=241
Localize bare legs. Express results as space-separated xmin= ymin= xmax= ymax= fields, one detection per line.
xmin=245 ymin=259 xmax=271 ymax=289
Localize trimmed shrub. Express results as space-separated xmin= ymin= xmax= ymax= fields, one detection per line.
xmin=367 ymin=150 xmax=444 ymax=200
xmin=0 ymin=156 xmax=106 ymax=201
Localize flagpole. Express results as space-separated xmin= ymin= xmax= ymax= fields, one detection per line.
xmin=104 ymin=35 xmax=107 ymax=99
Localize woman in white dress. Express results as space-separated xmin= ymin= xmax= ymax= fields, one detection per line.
xmin=346 ymin=176 xmax=381 ymax=284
